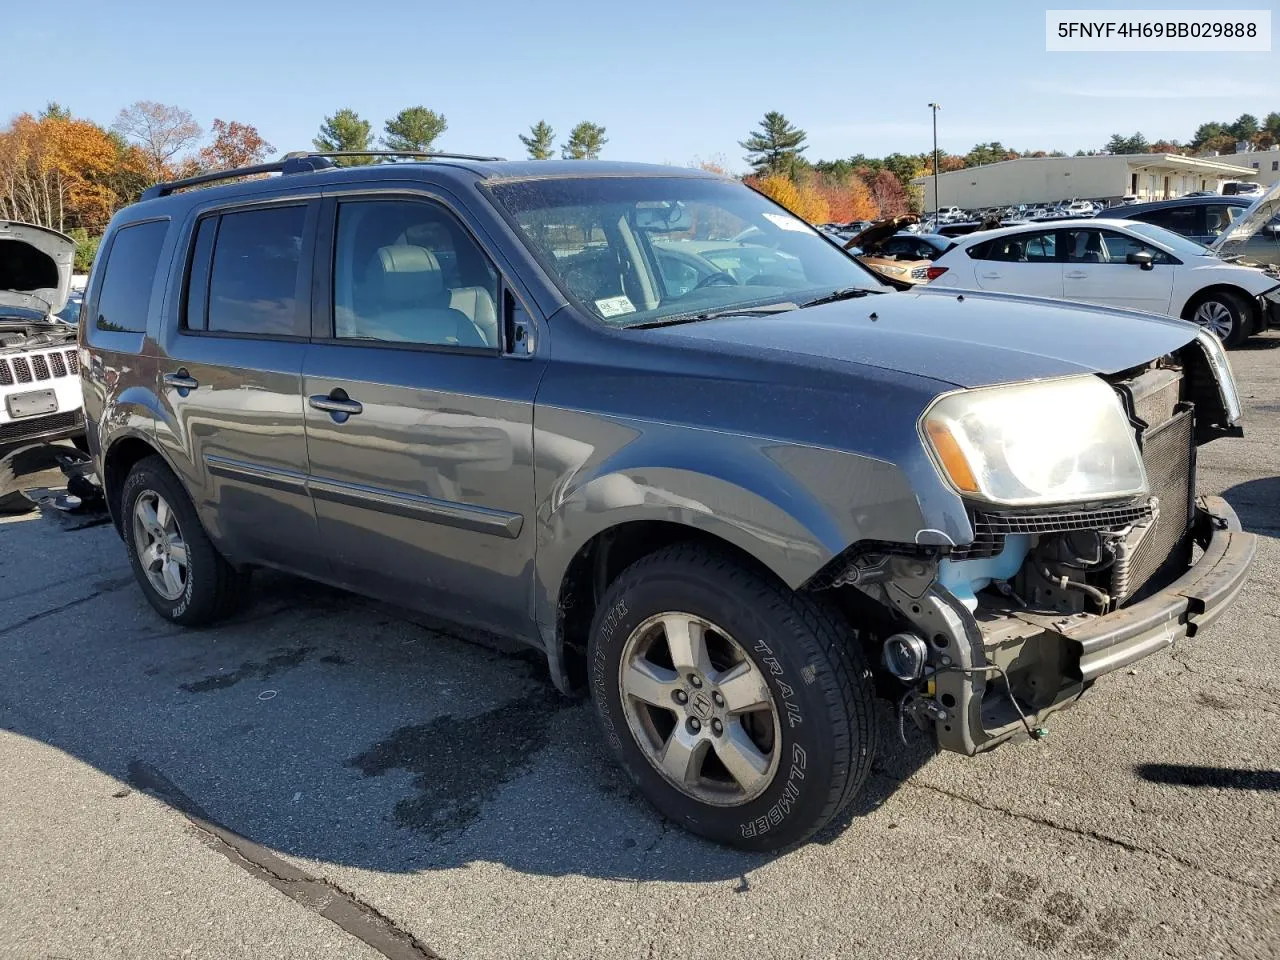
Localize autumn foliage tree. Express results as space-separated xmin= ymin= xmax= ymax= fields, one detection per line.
xmin=747 ymin=173 xmax=829 ymax=224
xmin=0 ymin=110 xmax=148 ymax=233
xmin=198 ymin=119 xmax=274 ymax=170
xmin=112 ymin=101 xmax=202 ymax=183
xmin=807 ymin=171 xmax=877 ymax=222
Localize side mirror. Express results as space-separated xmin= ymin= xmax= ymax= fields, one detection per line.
xmin=1126 ymin=250 xmax=1155 ymax=271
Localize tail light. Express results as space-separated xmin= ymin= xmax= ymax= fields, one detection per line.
xmin=925 ymin=266 xmax=949 ymax=281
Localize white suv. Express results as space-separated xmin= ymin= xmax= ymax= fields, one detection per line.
xmin=1 ymin=221 xmax=84 ymax=507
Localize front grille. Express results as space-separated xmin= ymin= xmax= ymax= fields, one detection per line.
xmin=951 ymin=502 xmax=1155 ymax=560
xmin=1119 ymin=407 xmax=1195 ymax=601
xmin=0 ymin=410 xmax=80 ymax=444
xmin=0 ymin=350 xmax=79 ymax=386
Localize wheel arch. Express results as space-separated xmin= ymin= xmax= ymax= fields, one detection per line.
xmin=546 ymin=518 xmax=801 ymax=694
xmin=1179 ymin=283 xmax=1262 ymax=334
xmin=102 ymin=432 xmax=172 ymax=536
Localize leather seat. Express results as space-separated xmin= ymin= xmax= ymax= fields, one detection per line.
xmin=449 ymin=286 xmax=498 ymax=346
xmin=354 ymin=245 xmax=487 ymax=347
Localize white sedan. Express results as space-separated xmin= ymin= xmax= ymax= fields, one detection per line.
xmin=927 ymin=217 xmax=1280 ymax=346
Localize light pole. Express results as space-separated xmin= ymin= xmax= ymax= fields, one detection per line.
xmin=927 ymin=103 xmax=941 ymax=217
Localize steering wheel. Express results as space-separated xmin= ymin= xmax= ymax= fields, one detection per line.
xmin=693 ymin=270 xmax=739 ymax=290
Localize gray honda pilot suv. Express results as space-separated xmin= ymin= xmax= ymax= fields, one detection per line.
xmin=81 ymin=153 xmax=1255 ymax=850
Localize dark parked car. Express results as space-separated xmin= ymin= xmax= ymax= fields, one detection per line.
xmin=81 ymin=154 xmax=1255 ymax=850
xmin=1110 ymin=195 xmax=1252 ymax=246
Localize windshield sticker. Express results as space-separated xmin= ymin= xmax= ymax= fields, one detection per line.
xmin=763 ymin=212 xmax=811 ymax=233
xmin=594 ymin=295 xmax=636 ymax=318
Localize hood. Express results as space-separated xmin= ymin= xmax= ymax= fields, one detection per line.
xmin=0 ymin=221 xmax=75 ymax=316
xmin=657 ymin=289 xmax=1200 ymax=389
xmin=1209 ymin=180 xmax=1280 ymax=259
xmin=844 ymin=215 xmax=918 ymax=252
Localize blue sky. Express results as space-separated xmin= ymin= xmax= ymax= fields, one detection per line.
xmin=5 ymin=0 xmax=1276 ymax=171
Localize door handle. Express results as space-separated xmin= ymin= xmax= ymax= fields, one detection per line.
xmin=980 ymin=272 xmax=1001 ymax=279
xmin=1064 ymin=271 xmax=1088 ymax=279
xmin=163 ymin=369 xmax=199 ymax=391
xmin=309 ymin=391 xmax=363 ymax=420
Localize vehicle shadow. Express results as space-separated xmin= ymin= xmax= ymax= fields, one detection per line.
xmin=1236 ymin=336 xmax=1280 ymax=351
xmin=1220 ymin=476 xmax=1280 ymax=537
xmin=0 ymin=530 xmax=933 ymax=883
xmin=1135 ymin=763 xmax=1280 ymax=791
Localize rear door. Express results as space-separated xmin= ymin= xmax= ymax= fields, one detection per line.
xmin=1061 ymin=228 xmax=1175 ymax=314
xmin=154 ymin=199 xmax=325 ymax=576
xmin=970 ymin=229 xmax=1064 ymax=297
xmin=301 ymin=188 xmax=545 ymax=638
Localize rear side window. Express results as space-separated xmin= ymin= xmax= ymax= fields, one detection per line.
xmin=970 ymin=231 xmax=1056 ymax=262
xmin=1132 ymin=207 xmax=1198 ymax=237
xmin=95 ymin=220 xmax=168 ymax=332
xmin=185 ymin=205 xmax=308 ymax=337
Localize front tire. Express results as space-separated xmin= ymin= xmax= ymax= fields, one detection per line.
xmin=121 ymin=456 xmax=249 ymax=625
xmin=1186 ymin=290 xmax=1252 ymax=348
xmin=588 ymin=544 xmax=878 ymax=851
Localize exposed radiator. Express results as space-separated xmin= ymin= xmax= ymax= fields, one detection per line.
xmin=1112 ymin=406 xmax=1195 ymax=602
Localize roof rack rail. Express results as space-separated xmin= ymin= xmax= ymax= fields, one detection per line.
xmin=140 ymin=150 xmax=506 ymax=201
xmin=300 ymin=150 xmax=507 ymax=163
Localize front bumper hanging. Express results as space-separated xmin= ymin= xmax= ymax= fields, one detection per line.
xmin=903 ymin=496 xmax=1255 ymax=755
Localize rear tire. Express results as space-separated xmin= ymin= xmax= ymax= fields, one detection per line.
xmin=120 ymin=455 xmax=249 ymax=625
xmin=588 ymin=543 xmax=878 ymax=851
xmin=1185 ymin=290 xmax=1252 ymax=348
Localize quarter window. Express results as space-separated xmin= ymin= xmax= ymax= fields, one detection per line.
xmin=95 ymin=219 xmax=168 ymax=333
xmin=332 ymin=199 xmax=499 ymax=348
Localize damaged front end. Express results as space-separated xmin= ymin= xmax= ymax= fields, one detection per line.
xmin=814 ymin=334 xmax=1256 ymax=754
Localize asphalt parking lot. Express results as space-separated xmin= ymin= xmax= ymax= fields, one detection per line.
xmin=2 ymin=338 xmax=1278 ymax=960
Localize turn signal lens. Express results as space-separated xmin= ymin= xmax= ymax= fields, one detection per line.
xmin=925 ymin=420 xmax=980 ymax=493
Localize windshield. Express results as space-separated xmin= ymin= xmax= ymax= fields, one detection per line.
xmin=56 ymin=291 xmax=83 ymax=324
xmin=489 ymin=176 xmax=888 ymax=327
xmin=1125 ymin=221 xmax=1212 ymax=258
xmin=1214 ymin=181 xmax=1280 ymax=265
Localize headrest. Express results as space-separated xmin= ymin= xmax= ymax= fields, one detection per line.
xmin=367 ymin=245 xmax=443 ymax=306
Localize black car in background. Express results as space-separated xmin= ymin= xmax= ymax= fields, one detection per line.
xmin=1110 ymin=196 xmax=1252 ymax=246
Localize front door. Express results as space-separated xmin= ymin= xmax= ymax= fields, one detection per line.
xmin=1061 ymin=228 xmax=1174 ymax=314
xmin=155 ymin=200 xmax=324 ymax=576
xmin=301 ymin=193 xmax=544 ymax=639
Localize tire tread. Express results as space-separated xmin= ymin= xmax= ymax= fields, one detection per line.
xmin=601 ymin=542 xmax=878 ymax=847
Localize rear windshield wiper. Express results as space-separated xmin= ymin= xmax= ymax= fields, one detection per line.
xmin=799 ymin=287 xmax=882 ymax=309
xmin=627 ymin=301 xmax=799 ymax=329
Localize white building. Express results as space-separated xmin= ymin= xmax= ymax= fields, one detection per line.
xmin=911 ymin=153 xmax=1257 ymax=210
xmin=1214 ymin=145 xmax=1280 ymax=187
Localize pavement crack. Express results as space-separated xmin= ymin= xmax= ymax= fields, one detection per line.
xmin=127 ymin=760 xmax=443 ymax=960
xmin=0 ymin=576 xmax=136 ymax=638
xmin=643 ymin=817 xmax=672 ymax=855
xmin=908 ymin=780 xmax=1270 ymax=894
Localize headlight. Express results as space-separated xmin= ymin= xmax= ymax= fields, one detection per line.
xmin=1195 ymin=330 xmax=1242 ymax=424
xmin=922 ymin=376 xmax=1147 ymax=506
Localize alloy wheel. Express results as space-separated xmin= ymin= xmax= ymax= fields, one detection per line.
xmin=131 ymin=490 xmax=189 ymax=601
xmin=618 ymin=612 xmax=781 ymax=806
xmin=1192 ymin=300 xmax=1235 ymax=339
